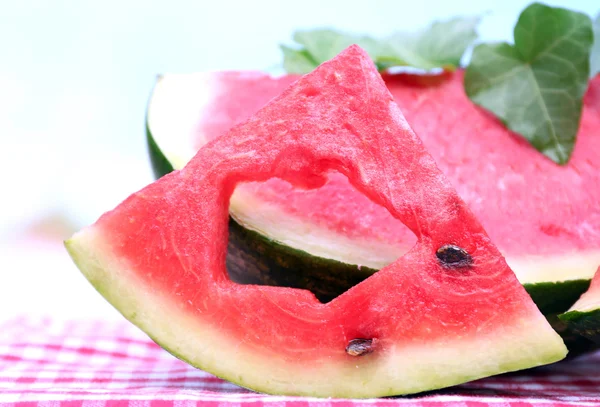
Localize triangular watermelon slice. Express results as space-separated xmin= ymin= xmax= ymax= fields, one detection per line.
xmin=68 ymin=46 xmax=566 ymax=397
xmin=560 ymin=267 xmax=600 ymax=344
xmin=147 ymin=70 xmax=600 ymax=312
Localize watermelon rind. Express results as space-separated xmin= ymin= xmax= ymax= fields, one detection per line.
xmin=559 ymin=269 xmax=600 ymax=344
xmin=526 ymin=279 xmax=591 ymax=316
xmin=144 ymin=73 xmax=596 ymax=321
xmin=559 ymin=309 xmax=600 ymax=344
xmin=146 ymin=113 xmax=174 ymax=179
xmin=65 ymin=228 xmax=567 ymax=397
xmin=227 ymin=218 xmax=375 ymax=301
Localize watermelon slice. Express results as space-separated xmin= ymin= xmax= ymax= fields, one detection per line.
xmin=560 ymin=267 xmax=600 ymax=344
xmin=68 ymin=46 xmax=567 ymax=398
xmin=147 ymin=70 xmax=600 ymax=309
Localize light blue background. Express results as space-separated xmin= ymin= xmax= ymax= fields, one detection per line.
xmin=1 ymin=0 xmax=597 ymax=231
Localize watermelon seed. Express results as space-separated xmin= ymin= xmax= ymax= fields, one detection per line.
xmin=346 ymin=338 xmax=374 ymax=356
xmin=436 ymin=245 xmax=473 ymax=268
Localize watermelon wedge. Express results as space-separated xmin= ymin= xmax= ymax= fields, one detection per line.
xmin=560 ymin=267 xmax=600 ymax=344
xmin=68 ymin=46 xmax=567 ymax=398
xmin=147 ymin=70 xmax=600 ymax=309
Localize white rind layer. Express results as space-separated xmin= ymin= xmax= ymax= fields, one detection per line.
xmin=147 ymin=74 xmax=215 ymax=170
xmin=569 ymin=297 xmax=600 ymax=313
xmin=66 ymin=227 xmax=567 ymax=398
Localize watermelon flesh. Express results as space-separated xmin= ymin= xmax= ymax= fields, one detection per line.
xmin=149 ymin=71 xmax=600 ymax=287
xmin=560 ymin=267 xmax=600 ymax=344
xmin=68 ymin=46 xmax=566 ymax=398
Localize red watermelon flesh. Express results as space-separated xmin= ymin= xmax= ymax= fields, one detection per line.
xmin=68 ymin=46 xmax=566 ymax=397
xmin=151 ymin=71 xmax=600 ymax=284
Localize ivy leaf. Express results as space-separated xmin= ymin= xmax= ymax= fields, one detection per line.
xmin=281 ymin=17 xmax=480 ymax=74
xmin=464 ymin=3 xmax=594 ymax=165
xmin=280 ymin=30 xmax=383 ymax=74
xmin=293 ymin=29 xmax=383 ymax=64
xmin=591 ymin=12 xmax=600 ymax=78
xmin=281 ymin=46 xmax=317 ymax=75
xmin=383 ymin=16 xmax=480 ymax=70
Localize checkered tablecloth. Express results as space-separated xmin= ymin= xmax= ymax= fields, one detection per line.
xmin=1 ymin=317 xmax=599 ymax=406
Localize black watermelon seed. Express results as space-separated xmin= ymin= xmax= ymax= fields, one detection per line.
xmin=436 ymin=245 xmax=473 ymax=268
xmin=346 ymin=338 xmax=374 ymax=356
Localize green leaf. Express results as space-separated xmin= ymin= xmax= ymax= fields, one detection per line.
xmin=591 ymin=12 xmax=600 ymax=77
xmin=281 ymin=45 xmax=317 ymax=75
xmin=464 ymin=3 xmax=594 ymax=165
xmin=281 ymin=16 xmax=480 ymax=74
xmin=293 ymin=29 xmax=383 ymax=65
xmin=383 ymin=16 xmax=481 ymax=70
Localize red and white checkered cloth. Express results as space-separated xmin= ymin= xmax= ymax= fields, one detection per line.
xmin=1 ymin=316 xmax=599 ymax=407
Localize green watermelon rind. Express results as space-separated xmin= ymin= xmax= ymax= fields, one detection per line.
xmin=147 ymin=127 xmax=174 ymax=179
xmin=146 ymin=111 xmax=175 ymax=179
xmin=526 ymin=279 xmax=592 ymax=315
xmin=542 ymin=313 xmax=597 ymax=357
xmin=559 ymin=309 xmax=600 ymax=344
xmin=227 ymin=218 xmax=376 ymax=302
xmin=145 ymin=117 xmax=592 ymax=316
